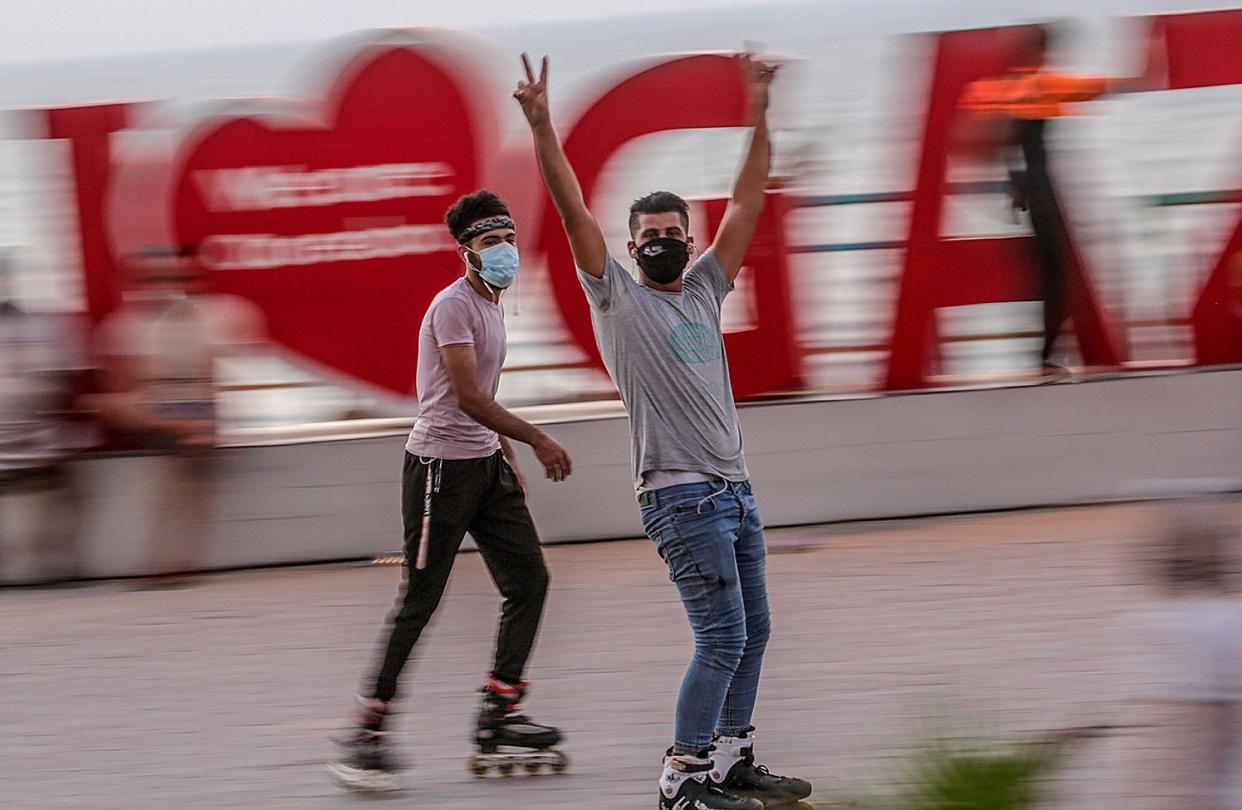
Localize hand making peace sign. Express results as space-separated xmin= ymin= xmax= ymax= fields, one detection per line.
xmin=514 ymin=53 xmax=550 ymax=129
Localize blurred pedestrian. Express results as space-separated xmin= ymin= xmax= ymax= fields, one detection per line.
xmin=1125 ymin=494 xmax=1242 ymax=809
xmin=94 ymin=245 xmax=263 ymax=587
xmin=958 ymin=22 xmax=1164 ymax=377
xmin=0 ymin=253 xmax=93 ymax=585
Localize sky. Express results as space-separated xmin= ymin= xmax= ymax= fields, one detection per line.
xmin=4 ymin=0 xmax=1240 ymax=67
xmin=0 ymin=0 xmax=782 ymax=64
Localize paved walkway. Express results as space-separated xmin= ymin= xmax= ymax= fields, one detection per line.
xmin=0 ymin=503 xmax=1218 ymax=808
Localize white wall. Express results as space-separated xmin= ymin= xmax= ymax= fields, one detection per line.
xmin=2 ymin=368 xmax=1239 ymax=583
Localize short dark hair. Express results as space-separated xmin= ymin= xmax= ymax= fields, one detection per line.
xmin=1154 ymin=501 xmax=1235 ymax=594
xmin=1014 ymin=22 xmax=1063 ymax=63
xmin=1021 ymin=24 xmax=1052 ymax=49
xmin=445 ymin=190 xmax=511 ymax=242
xmin=628 ymin=191 xmax=689 ymax=237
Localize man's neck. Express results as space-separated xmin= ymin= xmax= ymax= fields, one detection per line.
xmin=464 ymin=271 xmax=501 ymax=303
xmin=639 ymin=274 xmax=683 ymax=294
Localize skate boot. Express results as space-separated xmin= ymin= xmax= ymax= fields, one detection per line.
xmin=468 ymin=678 xmax=568 ymax=777
xmin=660 ymin=748 xmax=765 ymax=810
xmin=709 ymin=727 xmax=811 ymax=806
xmin=326 ymin=728 xmax=401 ymax=792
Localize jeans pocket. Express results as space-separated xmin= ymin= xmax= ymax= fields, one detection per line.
xmin=653 ymin=529 xmax=704 ymax=583
xmin=643 ymin=507 xmax=701 ymax=583
xmin=669 ymin=498 xmax=718 ymax=526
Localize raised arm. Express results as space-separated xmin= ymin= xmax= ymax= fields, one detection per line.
xmin=514 ymin=53 xmax=608 ymax=279
xmin=711 ymin=54 xmax=779 ymax=284
xmin=1107 ymin=25 xmax=1169 ymax=95
xmin=1032 ymin=27 xmax=1167 ymax=101
xmin=439 ymin=344 xmax=572 ymax=482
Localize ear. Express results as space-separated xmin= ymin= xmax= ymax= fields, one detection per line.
xmin=627 ymin=240 xmax=637 ymax=258
xmin=458 ymin=244 xmax=479 ymax=271
xmin=686 ymin=235 xmax=697 ymax=253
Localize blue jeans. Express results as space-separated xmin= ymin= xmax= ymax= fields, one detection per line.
xmin=640 ymin=480 xmax=771 ymax=752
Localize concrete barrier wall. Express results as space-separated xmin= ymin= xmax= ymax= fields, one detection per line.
xmin=2 ymin=368 xmax=1239 ymax=583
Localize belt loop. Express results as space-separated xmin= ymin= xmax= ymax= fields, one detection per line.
xmin=726 ymin=479 xmax=748 ymax=518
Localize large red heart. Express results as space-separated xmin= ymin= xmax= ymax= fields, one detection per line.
xmin=173 ymin=32 xmax=490 ymax=398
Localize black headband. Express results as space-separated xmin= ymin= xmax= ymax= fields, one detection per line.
xmin=457 ymin=216 xmax=515 ymax=245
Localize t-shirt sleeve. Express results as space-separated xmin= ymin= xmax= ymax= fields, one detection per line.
xmin=683 ymin=248 xmax=733 ymax=309
xmin=429 ymin=296 xmax=476 ymax=348
xmin=577 ymin=255 xmax=635 ymax=313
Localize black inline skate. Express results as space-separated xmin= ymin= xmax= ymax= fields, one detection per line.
xmin=468 ymin=678 xmax=568 ymax=777
xmin=708 ymin=727 xmax=812 ymax=805
xmin=659 ymin=747 xmax=764 ymax=810
xmin=326 ymin=728 xmax=402 ymax=792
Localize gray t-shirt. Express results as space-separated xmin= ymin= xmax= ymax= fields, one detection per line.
xmin=405 ymin=278 xmax=505 ymax=460
xmin=578 ymin=249 xmax=748 ymax=490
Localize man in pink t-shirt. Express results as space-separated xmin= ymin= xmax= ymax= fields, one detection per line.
xmin=329 ymin=191 xmax=574 ymax=791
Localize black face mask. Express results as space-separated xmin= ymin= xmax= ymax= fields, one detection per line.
xmin=635 ymin=237 xmax=690 ymax=284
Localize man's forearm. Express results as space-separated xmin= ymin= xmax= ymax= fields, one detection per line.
xmin=460 ymin=394 xmax=544 ymax=448
xmin=731 ymin=114 xmax=771 ymax=208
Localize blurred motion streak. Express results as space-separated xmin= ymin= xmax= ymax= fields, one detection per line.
xmin=10 ymin=8 xmax=1240 ymax=414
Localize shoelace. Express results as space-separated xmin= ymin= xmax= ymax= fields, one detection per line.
xmin=753 ymin=763 xmax=782 ymax=779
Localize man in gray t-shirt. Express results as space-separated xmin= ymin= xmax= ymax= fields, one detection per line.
xmin=517 ymin=51 xmax=810 ymax=810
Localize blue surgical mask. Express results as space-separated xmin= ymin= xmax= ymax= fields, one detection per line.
xmin=468 ymin=242 xmax=520 ymax=289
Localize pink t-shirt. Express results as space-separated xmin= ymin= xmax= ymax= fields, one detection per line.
xmin=405 ymin=278 xmax=506 ymax=459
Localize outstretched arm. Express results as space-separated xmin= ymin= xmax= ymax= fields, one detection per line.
xmin=1047 ymin=28 xmax=1168 ymax=101
xmin=1108 ymin=26 xmax=1169 ymax=94
xmin=515 ymin=53 xmax=608 ymax=279
xmin=712 ymin=54 xmax=779 ymax=284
